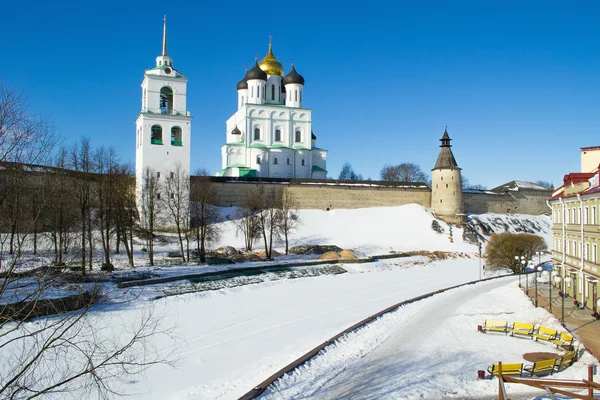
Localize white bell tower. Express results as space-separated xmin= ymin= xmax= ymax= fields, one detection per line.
xmin=135 ymin=15 xmax=192 ymax=200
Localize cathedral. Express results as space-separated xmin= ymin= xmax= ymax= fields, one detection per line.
xmin=217 ymin=39 xmax=328 ymax=179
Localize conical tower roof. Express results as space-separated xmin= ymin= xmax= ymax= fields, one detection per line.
xmin=432 ymin=127 xmax=460 ymax=170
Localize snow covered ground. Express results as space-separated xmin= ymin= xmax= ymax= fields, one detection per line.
xmin=6 ymin=204 xmax=590 ymax=400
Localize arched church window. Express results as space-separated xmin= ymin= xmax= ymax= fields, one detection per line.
xmin=254 ymin=128 xmax=260 ymax=140
xmin=171 ymin=126 xmax=182 ymax=146
xmin=446 ymin=184 xmax=448 ymax=188
xmin=160 ymin=87 xmax=174 ymax=114
xmin=441 ymin=176 xmax=444 ymax=181
xmin=256 ymin=155 xmax=261 ymax=165
xmin=271 ymin=85 xmax=275 ymax=100
xmin=274 ymin=157 xmax=278 ymax=165
xmin=287 ymin=158 xmax=290 ymax=165
xmin=151 ymin=125 xmax=163 ymax=145
xmin=295 ymin=90 xmax=298 ymax=101
xmin=295 ymin=131 xmax=301 ymax=142
xmin=301 ymin=159 xmax=305 ymax=166
xmin=275 ymin=129 xmax=281 ymax=141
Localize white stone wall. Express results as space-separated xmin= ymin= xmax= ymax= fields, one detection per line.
xmin=431 ymin=168 xmax=463 ymax=219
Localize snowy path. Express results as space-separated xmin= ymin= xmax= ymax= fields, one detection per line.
xmin=258 ymin=276 xmax=591 ymax=400
xmin=290 ymin=278 xmax=513 ymax=399
xmin=130 ymin=258 xmax=482 ymax=399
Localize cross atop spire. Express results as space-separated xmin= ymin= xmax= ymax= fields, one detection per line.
xmin=162 ymin=15 xmax=168 ymax=56
xmin=268 ymin=34 xmax=273 ymax=45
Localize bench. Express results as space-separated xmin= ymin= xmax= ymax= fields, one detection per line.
xmin=555 ymin=351 xmax=576 ymax=372
xmin=482 ymin=319 xmax=508 ymax=334
xmin=532 ymin=326 xmax=557 ymax=342
xmin=509 ymin=322 xmax=534 ymax=337
xmin=523 ymin=358 xmax=557 ymax=377
xmin=549 ymin=332 xmax=574 ymax=348
xmin=487 ymin=363 xmax=523 ymax=377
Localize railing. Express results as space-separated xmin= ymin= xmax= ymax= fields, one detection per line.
xmin=151 ymin=139 xmax=163 ymax=145
xmin=171 ymin=140 xmax=183 ymax=146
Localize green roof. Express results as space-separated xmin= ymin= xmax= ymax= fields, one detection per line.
xmin=268 ymin=144 xmax=291 ymax=149
xmin=238 ymin=168 xmax=257 ymax=177
xmin=292 ymin=145 xmax=310 ymax=150
xmin=312 ymin=165 xmax=327 ymax=172
xmin=249 ymin=143 xmax=267 ymax=148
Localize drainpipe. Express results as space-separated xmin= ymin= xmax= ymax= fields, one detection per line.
xmin=577 ymin=194 xmax=585 ymax=307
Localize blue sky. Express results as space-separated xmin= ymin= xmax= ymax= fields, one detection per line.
xmin=4 ymin=1 xmax=599 ymax=189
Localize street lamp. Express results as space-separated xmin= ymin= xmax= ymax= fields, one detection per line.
xmin=535 ymin=265 xmax=543 ymax=307
xmin=536 ymin=250 xmax=542 ymax=266
xmin=554 ymin=275 xmax=565 ymax=325
xmin=524 ymin=259 xmax=530 ymax=296
xmin=515 ymin=256 xmax=524 ymax=288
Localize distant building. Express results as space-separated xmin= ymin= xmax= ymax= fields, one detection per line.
xmin=217 ymin=40 xmax=327 ymax=179
xmin=135 ymin=16 xmax=192 ymax=200
xmin=549 ymin=146 xmax=600 ymax=315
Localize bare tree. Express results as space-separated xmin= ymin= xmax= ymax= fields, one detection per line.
xmin=70 ymin=138 xmax=95 ymax=274
xmin=113 ymin=164 xmax=137 ymax=267
xmin=255 ymin=186 xmax=282 ymax=259
xmin=485 ymin=232 xmax=547 ymax=273
xmin=190 ymin=170 xmax=220 ymax=263
xmin=380 ymin=163 xmax=428 ymax=182
xmin=278 ymin=189 xmax=300 ymax=255
xmin=139 ymin=167 xmax=161 ymax=266
xmin=535 ymin=180 xmax=554 ymax=190
xmin=164 ymin=163 xmax=190 ymax=263
xmin=94 ymin=146 xmax=119 ymax=271
xmin=338 ymin=162 xmax=363 ymax=181
xmin=231 ymin=191 xmax=261 ymax=252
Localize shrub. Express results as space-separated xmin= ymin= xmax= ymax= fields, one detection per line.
xmin=484 ymin=232 xmax=547 ymax=273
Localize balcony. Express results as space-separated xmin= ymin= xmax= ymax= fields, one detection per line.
xmin=151 ymin=139 xmax=163 ymax=145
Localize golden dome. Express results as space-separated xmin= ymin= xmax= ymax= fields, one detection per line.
xmin=258 ymin=43 xmax=284 ymax=76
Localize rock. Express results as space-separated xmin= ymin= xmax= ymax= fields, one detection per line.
xmin=215 ymin=246 xmax=239 ymax=256
xmin=289 ymin=245 xmax=343 ymax=255
xmin=431 ymin=220 xmax=445 ymax=234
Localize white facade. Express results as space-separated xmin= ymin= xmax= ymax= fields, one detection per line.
xmin=135 ymin=17 xmax=192 ymax=198
xmin=218 ymin=43 xmax=327 ymax=179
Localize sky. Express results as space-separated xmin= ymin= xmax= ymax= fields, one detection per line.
xmin=4 ymin=0 xmax=600 ymax=189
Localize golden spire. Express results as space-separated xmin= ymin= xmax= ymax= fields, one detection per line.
xmin=258 ymin=36 xmax=284 ymax=76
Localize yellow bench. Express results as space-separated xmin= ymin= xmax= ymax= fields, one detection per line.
xmin=482 ymin=319 xmax=508 ymax=334
xmin=523 ymin=358 xmax=557 ymax=377
xmin=509 ymin=322 xmax=534 ymax=337
xmin=549 ymin=332 xmax=574 ymax=348
xmin=487 ymin=363 xmax=523 ymax=377
xmin=556 ymin=351 xmax=576 ymax=372
xmin=532 ymin=326 xmax=557 ymax=342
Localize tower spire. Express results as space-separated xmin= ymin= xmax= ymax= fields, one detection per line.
xmin=162 ymin=15 xmax=168 ymax=56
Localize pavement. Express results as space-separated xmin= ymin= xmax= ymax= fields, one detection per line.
xmin=521 ymin=273 xmax=600 ymax=360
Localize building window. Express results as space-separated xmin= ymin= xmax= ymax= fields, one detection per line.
xmin=295 ymin=90 xmax=298 ymax=101
xmin=171 ymin=126 xmax=182 ymax=146
xmin=440 ymin=199 xmax=443 ymax=203
xmin=258 ymin=86 xmax=260 ymax=98
xmin=275 ymin=129 xmax=281 ymax=141
xmin=157 ymin=193 xmax=161 ymax=200
xmin=271 ymin=85 xmax=275 ymax=100
xmin=586 ymin=243 xmax=590 ymax=260
xmin=287 ymin=158 xmax=290 ymax=165
xmin=441 ymin=176 xmax=443 ymax=181
xmin=593 ymin=206 xmax=597 ymax=225
xmin=151 ymin=125 xmax=163 ymax=145
xmin=594 ymin=244 xmax=598 ymax=263
xmin=256 ymin=155 xmax=261 ymax=165
xmin=254 ymin=127 xmax=260 ymax=140
xmin=274 ymin=157 xmax=278 ymax=165
xmin=301 ymin=159 xmax=305 ymax=166
xmin=156 ymin=172 xmax=161 ymax=178
xmin=170 ymin=172 xmax=174 ymax=179
xmin=446 ymin=184 xmax=448 ymax=188
xmin=295 ymin=131 xmax=301 ymax=142
xmin=171 ymin=193 xmax=174 ymax=199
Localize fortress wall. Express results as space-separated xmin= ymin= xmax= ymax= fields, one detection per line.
xmin=207 ymin=180 xmax=430 ymax=210
xmin=286 ymin=184 xmax=431 ymax=210
xmin=202 ymin=178 xmax=550 ymax=216
xmin=464 ymin=190 xmax=551 ymax=215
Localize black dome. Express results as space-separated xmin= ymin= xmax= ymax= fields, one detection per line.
xmin=236 ymin=76 xmax=248 ymax=90
xmin=246 ymin=61 xmax=267 ymax=81
xmin=231 ymin=126 xmax=241 ymax=135
xmin=283 ymin=64 xmax=305 ymax=85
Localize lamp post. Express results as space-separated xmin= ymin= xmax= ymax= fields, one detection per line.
xmin=550 ymin=270 xmax=558 ymax=314
xmin=535 ymin=265 xmax=543 ymax=307
xmin=536 ymin=250 xmax=542 ymax=266
xmin=555 ymin=275 xmax=565 ymax=325
xmin=523 ymin=259 xmax=529 ymax=296
xmin=478 ymin=241 xmax=482 ymax=281
xmin=515 ymin=256 xmax=524 ymax=288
